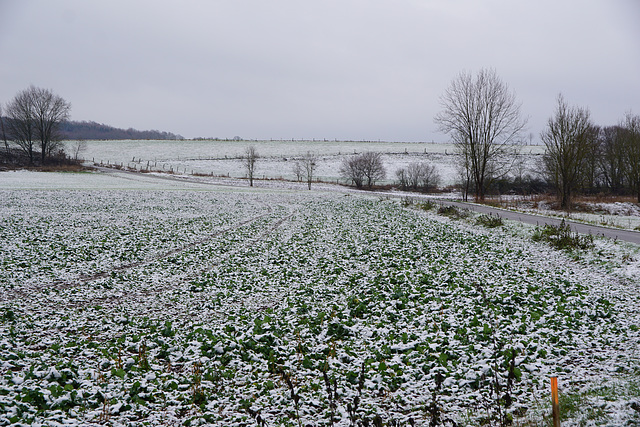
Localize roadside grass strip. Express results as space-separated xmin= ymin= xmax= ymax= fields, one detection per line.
xmin=1 ymin=189 xmax=639 ymax=426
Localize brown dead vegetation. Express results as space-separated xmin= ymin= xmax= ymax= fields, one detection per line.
xmin=482 ymin=193 xmax=640 ymax=214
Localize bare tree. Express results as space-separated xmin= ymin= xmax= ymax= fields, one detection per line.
xmin=292 ymin=159 xmax=304 ymax=182
xmin=435 ymin=68 xmax=527 ymax=201
xmin=395 ymin=167 xmax=408 ymax=190
xmin=413 ymin=161 xmax=440 ymax=190
xmin=396 ymin=161 xmax=440 ymax=191
xmin=4 ymin=86 xmax=71 ymax=164
xmin=5 ymin=87 xmax=37 ymax=164
xmin=621 ymin=112 xmax=640 ymax=202
xmin=243 ymin=145 xmax=258 ymax=186
xmin=0 ymin=103 xmax=8 ymax=152
xmin=340 ymin=152 xmax=384 ymax=189
xmin=541 ymin=94 xmax=594 ymax=208
xmin=406 ymin=162 xmax=424 ymax=190
xmin=361 ymin=152 xmax=385 ymax=188
xmin=598 ymin=125 xmax=627 ymax=194
xmin=72 ymin=139 xmax=87 ymax=161
xmin=32 ymin=86 xmax=71 ymax=163
xmin=340 ymin=154 xmax=366 ymax=188
xmin=296 ymin=151 xmax=318 ymax=190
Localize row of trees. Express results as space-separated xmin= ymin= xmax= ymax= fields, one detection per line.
xmin=243 ymin=147 xmax=320 ymax=191
xmin=435 ymin=68 xmax=640 ymax=206
xmin=541 ymin=100 xmax=640 ymax=206
xmin=339 ymin=153 xmax=441 ymax=191
xmin=245 ymin=146 xmax=440 ymax=191
xmin=1 ymin=86 xmax=72 ymax=165
xmin=59 ymin=120 xmax=183 ymax=141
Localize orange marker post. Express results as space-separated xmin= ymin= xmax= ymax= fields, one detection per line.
xmin=551 ymin=376 xmax=560 ymax=427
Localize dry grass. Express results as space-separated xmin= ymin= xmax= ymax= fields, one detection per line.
xmin=481 ymin=194 xmax=640 ymax=214
xmin=571 ymin=194 xmax=639 ymax=204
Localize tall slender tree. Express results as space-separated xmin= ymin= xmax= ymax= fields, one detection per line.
xmin=301 ymin=151 xmax=318 ymax=190
xmin=243 ymin=145 xmax=258 ymax=187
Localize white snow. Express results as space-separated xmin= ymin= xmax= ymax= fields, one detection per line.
xmin=0 ymin=161 xmax=638 ymax=426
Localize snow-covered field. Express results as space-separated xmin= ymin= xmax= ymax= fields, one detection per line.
xmin=68 ymin=138 xmax=640 ymax=233
xmin=1 ymin=169 xmax=639 ymax=426
xmin=68 ymin=139 xmax=545 ymax=187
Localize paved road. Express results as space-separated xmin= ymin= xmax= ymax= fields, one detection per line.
xmin=434 ymin=199 xmax=640 ymax=245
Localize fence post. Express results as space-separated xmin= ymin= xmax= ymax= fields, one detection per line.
xmin=551 ymin=376 xmax=560 ymax=427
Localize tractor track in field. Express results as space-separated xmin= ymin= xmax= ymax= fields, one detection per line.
xmin=100 ymin=165 xmax=640 ymax=245
xmin=1 ymin=207 xmax=290 ymax=303
xmin=55 ymin=211 xmax=273 ymax=289
xmin=2 ymin=166 xmax=301 ymax=310
xmin=50 ymin=210 xmax=297 ymax=314
xmin=57 ymin=208 xmax=298 ymax=311
xmin=3 ymin=206 xmax=298 ymax=349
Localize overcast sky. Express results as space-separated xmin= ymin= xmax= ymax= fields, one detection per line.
xmin=1 ymin=0 xmax=638 ymax=142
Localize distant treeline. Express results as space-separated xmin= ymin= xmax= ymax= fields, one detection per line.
xmin=59 ymin=120 xmax=184 ymax=140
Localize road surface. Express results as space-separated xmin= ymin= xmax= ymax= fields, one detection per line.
xmin=434 ymin=199 xmax=640 ymax=245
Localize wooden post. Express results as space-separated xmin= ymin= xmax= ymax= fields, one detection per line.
xmin=551 ymin=376 xmax=560 ymax=427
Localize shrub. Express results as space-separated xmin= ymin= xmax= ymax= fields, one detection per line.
xmin=437 ymin=205 xmax=468 ymax=219
xmin=396 ymin=161 xmax=440 ymax=191
xmin=400 ymin=197 xmax=414 ymax=207
xmin=532 ymin=220 xmax=594 ymax=250
xmin=418 ymin=201 xmax=437 ymax=211
xmin=476 ymin=214 xmax=503 ymax=228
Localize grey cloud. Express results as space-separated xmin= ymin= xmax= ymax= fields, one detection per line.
xmin=1 ymin=0 xmax=638 ymax=141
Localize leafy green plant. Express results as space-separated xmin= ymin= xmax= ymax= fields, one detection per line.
xmin=161 ymin=320 xmax=175 ymax=337
xmin=1 ymin=308 xmax=16 ymax=322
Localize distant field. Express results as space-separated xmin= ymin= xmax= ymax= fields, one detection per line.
xmin=67 ymin=139 xmax=545 ymax=186
xmin=1 ymin=170 xmax=639 ymax=426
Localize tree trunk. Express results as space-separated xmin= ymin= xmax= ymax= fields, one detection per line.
xmin=561 ymin=184 xmax=571 ymax=209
